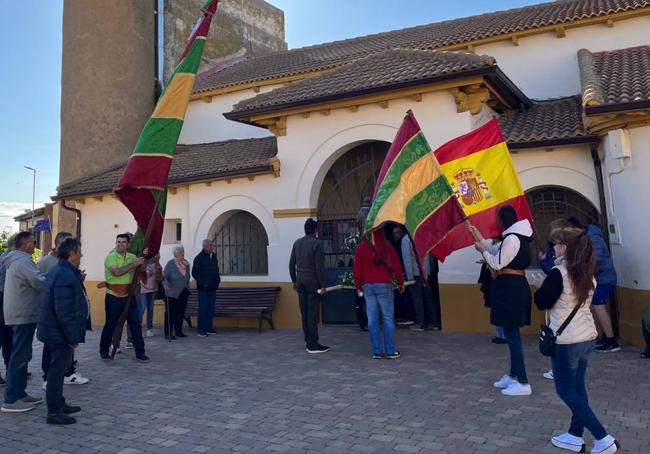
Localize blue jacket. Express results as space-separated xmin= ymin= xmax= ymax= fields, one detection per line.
xmin=37 ymin=259 xmax=88 ymax=346
xmin=586 ymin=224 xmax=617 ymax=286
xmin=539 ymin=240 xmax=556 ymax=275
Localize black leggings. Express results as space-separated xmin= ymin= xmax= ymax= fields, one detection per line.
xmin=643 ymin=319 xmax=650 ymax=349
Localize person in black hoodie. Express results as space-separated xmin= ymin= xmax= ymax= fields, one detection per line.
xmin=471 ymin=205 xmax=533 ymax=397
xmin=37 ymin=238 xmax=87 ymax=425
xmin=192 ymin=239 xmax=221 ymax=337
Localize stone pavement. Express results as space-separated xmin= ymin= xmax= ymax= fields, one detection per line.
xmin=0 ymin=326 xmax=648 ymax=454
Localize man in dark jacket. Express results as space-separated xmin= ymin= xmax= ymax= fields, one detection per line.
xmin=289 ymin=218 xmax=328 ymax=353
xmin=192 ymin=239 xmax=221 ymax=337
xmin=37 ymin=238 xmax=87 ymax=425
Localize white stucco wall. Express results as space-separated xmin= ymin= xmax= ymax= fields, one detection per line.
xmin=178 ymin=84 xmax=280 ymax=144
xmin=475 ymin=16 xmax=650 ymax=99
xmin=600 ymin=126 xmax=650 ymax=290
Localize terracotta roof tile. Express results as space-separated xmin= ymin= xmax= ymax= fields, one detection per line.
xmin=501 ymin=96 xmax=594 ymax=146
xmin=56 ymin=137 xmax=278 ymax=199
xmin=579 ymin=45 xmax=650 ymax=109
xmin=194 ymin=0 xmax=649 ymax=93
xmin=228 ymin=49 xmax=497 ymax=115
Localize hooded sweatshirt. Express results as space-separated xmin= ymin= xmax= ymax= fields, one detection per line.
xmin=480 ymin=219 xmax=533 ymax=270
xmin=3 ymin=250 xmax=46 ymax=325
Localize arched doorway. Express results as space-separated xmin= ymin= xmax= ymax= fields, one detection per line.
xmin=525 ymin=185 xmax=601 ymax=265
xmin=317 ymin=140 xmax=390 ymax=323
xmin=210 ymin=210 xmax=269 ymax=276
xmin=317 ymin=141 xmax=390 ymax=268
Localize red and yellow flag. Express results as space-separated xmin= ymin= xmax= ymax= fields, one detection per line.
xmin=364 ymin=111 xmax=465 ymax=268
xmin=431 ymin=118 xmax=533 ymax=260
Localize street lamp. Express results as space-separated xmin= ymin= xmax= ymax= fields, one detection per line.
xmin=24 ymin=166 xmax=36 ymax=230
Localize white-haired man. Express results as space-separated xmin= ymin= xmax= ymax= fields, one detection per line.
xmin=191 ymin=239 xmax=221 ymax=337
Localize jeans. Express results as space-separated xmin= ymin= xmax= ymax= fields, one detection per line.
xmin=503 ymin=326 xmax=528 ymax=384
xmin=44 ymin=344 xmax=73 ymax=416
xmin=138 ymin=292 xmax=155 ymax=329
xmin=197 ymin=290 xmax=216 ymax=335
xmin=297 ymin=277 xmax=320 ymax=349
xmin=0 ymin=293 xmax=13 ymax=367
xmin=552 ymin=341 xmax=607 ymax=439
xmin=4 ymin=323 xmax=36 ymax=404
xmin=495 ymin=326 xmax=506 ymax=339
xmin=363 ymin=283 xmax=396 ymax=355
xmin=42 ymin=345 xmax=75 ymax=381
xmin=99 ymin=294 xmax=145 ymax=356
xmin=409 ymin=276 xmax=437 ymax=328
xmin=165 ymin=288 xmax=189 ymax=336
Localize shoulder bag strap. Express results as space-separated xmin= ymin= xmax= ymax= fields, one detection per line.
xmin=555 ymin=301 xmax=583 ymax=336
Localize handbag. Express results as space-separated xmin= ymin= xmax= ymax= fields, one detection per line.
xmin=539 ymin=302 xmax=583 ymax=357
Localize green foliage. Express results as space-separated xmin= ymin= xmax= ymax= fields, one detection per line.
xmin=0 ymin=231 xmax=10 ymax=255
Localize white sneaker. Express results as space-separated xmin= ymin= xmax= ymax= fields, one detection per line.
xmin=146 ymin=330 xmax=154 ymax=338
xmin=543 ymin=369 xmax=554 ymax=380
xmin=493 ymin=374 xmax=517 ymax=389
xmin=551 ymin=432 xmax=585 ymax=452
xmin=591 ymin=435 xmax=619 ymax=454
xmin=501 ymin=381 xmax=532 ymax=396
xmin=42 ymin=381 xmax=47 ymax=390
xmin=64 ymin=372 xmax=89 ymax=385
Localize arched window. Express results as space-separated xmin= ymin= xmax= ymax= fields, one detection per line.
xmin=525 ymin=186 xmax=601 ymax=265
xmin=212 ymin=211 xmax=268 ymax=276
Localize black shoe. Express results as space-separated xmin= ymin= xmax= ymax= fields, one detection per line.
xmin=100 ymin=352 xmax=110 ymax=360
xmin=62 ymin=403 xmax=81 ymax=414
xmin=176 ymin=333 xmax=188 ymax=338
xmin=47 ymin=413 xmax=76 ymax=425
xmin=136 ymin=354 xmax=150 ymax=362
xmin=385 ymin=351 xmax=401 ymax=359
xmin=595 ymin=339 xmax=620 ymax=353
xmin=306 ymin=345 xmax=330 ymax=354
xmin=640 ymin=349 xmax=650 ymax=359
xmin=491 ymin=337 xmax=508 ymax=344
xmin=206 ymin=330 xmax=217 ymax=335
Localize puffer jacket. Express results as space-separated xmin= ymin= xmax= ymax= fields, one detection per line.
xmin=37 ymin=259 xmax=88 ymax=346
xmin=585 ymin=225 xmax=617 ymax=286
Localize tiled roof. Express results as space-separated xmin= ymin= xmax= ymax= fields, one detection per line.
xmin=194 ymin=0 xmax=649 ymax=93
xmin=56 ymin=137 xmax=278 ymax=199
xmin=578 ymin=46 xmax=650 ymax=111
xmin=501 ymin=96 xmax=596 ymax=147
xmin=227 ymin=49 xmax=499 ymax=117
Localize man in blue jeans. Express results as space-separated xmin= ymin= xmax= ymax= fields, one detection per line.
xmin=1 ymin=232 xmax=46 ymax=413
xmin=192 ymin=239 xmax=221 ymax=337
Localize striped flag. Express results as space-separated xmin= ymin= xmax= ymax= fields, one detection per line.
xmin=364 ymin=111 xmax=465 ymax=268
xmin=431 ymin=118 xmax=533 ymax=260
xmin=115 ymin=0 xmax=219 ymax=256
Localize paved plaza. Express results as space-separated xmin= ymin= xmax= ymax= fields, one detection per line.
xmin=0 ymin=326 xmax=648 ymax=454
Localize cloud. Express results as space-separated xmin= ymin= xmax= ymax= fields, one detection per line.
xmin=0 ymin=202 xmax=43 ymax=231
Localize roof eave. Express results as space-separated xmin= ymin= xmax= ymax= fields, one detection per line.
xmin=585 ymin=100 xmax=650 ymax=116
xmin=224 ymin=65 xmax=525 ymax=122
xmin=507 ymin=135 xmax=599 ymax=150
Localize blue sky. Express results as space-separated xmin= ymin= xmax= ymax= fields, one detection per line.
xmin=0 ymin=0 xmax=540 ymax=230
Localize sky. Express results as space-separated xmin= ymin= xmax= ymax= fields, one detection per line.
xmin=0 ymin=0 xmax=541 ymax=231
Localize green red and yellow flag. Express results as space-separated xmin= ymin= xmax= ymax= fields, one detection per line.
xmin=431 ymin=118 xmax=533 ymax=260
xmin=364 ymin=111 xmax=465 ymax=268
xmin=115 ymin=0 xmax=219 ymax=256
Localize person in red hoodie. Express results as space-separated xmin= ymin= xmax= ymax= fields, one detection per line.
xmin=353 ymin=231 xmax=405 ymax=359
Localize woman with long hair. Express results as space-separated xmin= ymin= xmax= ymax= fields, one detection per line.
xmin=533 ymin=227 xmax=619 ymax=454
xmin=471 ymin=205 xmax=533 ymax=396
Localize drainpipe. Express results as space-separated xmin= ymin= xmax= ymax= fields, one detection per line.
xmin=61 ymin=199 xmax=82 ymax=242
xmin=590 ymin=143 xmax=619 ymax=338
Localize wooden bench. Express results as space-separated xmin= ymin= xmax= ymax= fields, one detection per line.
xmin=184 ymin=287 xmax=281 ymax=333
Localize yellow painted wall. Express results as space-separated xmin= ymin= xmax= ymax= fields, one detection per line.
xmin=616 ymin=286 xmax=649 ymax=347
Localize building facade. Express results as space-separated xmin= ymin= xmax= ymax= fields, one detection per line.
xmin=56 ymin=0 xmax=650 ymax=345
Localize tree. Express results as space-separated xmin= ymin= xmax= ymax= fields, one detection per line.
xmin=0 ymin=231 xmax=10 ymax=255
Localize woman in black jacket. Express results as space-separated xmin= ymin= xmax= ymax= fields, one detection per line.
xmin=471 ymin=205 xmax=533 ymax=397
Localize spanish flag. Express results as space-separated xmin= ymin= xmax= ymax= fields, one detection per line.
xmin=364 ymin=111 xmax=465 ymax=268
xmin=115 ymin=0 xmax=220 ymax=256
xmin=431 ymin=118 xmax=533 ymax=260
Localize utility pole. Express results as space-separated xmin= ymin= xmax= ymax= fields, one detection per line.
xmin=24 ymin=166 xmax=36 ymax=230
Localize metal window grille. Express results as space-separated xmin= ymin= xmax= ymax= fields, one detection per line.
xmin=213 ymin=211 xmax=269 ymax=275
